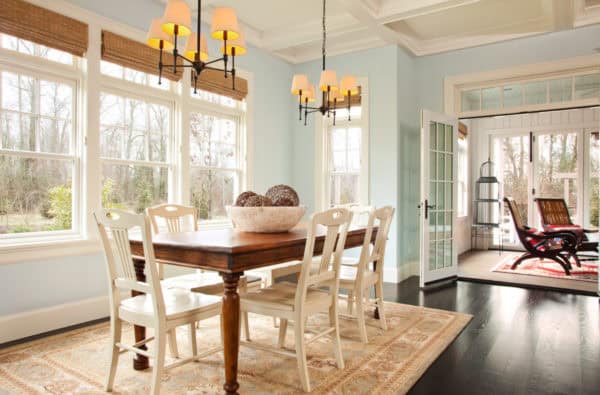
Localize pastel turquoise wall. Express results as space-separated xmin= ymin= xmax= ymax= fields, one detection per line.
xmin=0 ymin=0 xmax=294 ymax=317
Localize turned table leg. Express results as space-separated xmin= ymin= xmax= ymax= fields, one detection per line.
xmin=221 ymin=272 xmax=242 ymax=395
xmin=133 ymin=258 xmax=150 ymax=370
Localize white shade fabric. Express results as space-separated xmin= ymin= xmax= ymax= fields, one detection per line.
xmin=340 ymin=75 xmax=359 ymax=96
xmin=222 ymin=30 xmax=246 ymax=56
xmin=162 ymin=0 xmax=192 ymax=37
xmin=291 ymin=74 xmax=309 ymax=95
xmin=147 ymin=18 xmax=174 ymax=50
xmin=184 ymin=32 xmax=209 ymax=62
xmin=211 ymin=7 xmax=240 ymax=41
xmin=319 ymin=69 xmax=338 ymax=91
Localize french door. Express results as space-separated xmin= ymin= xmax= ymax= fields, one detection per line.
xmin=420 ymin=110 xmax=458 ymax=287
xmin=492 ymin=129 xmax=587 ymax=248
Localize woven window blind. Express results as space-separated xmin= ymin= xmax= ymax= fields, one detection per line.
xmin=102 ymin=30 xmax=183 ymax=82
xmin=0 ymin=0 xmax=88 ymax=57
xmin=192 ymin=69 xmax=248 ymax=101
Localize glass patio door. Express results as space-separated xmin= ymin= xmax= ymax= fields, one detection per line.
xmin=420 ymin=110 xmax=458 ymax=287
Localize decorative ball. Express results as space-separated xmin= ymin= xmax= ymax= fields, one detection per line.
xmin=244 ymin=195 xmax=273 ymax=207
xmin=235 ymin=191 xmax=257 ymax=206
xmin=266 ymin=185 xmax=300 ymax=207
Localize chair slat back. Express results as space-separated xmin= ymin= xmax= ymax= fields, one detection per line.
xmin=146 ymin=204 xmax=198 ymax=235
xmin=368 ymin=206 xmax=395 ymax=274
xmin=504 ymin=197 xmax=526 ymax=231
xmin=535 ymin=198 xmax=572 ymax=227
xmin=295 ymin=208 xmax=352 ymax=308
xmin=94 ymin=209 xmax=164 ymax=314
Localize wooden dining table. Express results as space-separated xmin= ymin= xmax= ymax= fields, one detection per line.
xmin=130 ymin=223 xmax=378 ymax=395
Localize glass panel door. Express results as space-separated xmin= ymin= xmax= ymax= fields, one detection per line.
xmin=491 ymin=133 xmax=530 ymax=247
xmin=586 ymin=130 xmax=599 ymax=228
xmin=420 ymin=110 xmax=458 ymax=287
xmin=534 ymin=131 xmax=580 ymax=226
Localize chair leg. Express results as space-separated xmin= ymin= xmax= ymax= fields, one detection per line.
xmin=512 ymin=252 xmax=534 ymax=269
xmin=355 ymin=289 xmax=368 ymax=344
xmin=189 ymin=323 xmax=198 ymax=358
xmin=150 ymin=328 xmax=166 ymax=395
xmin=328 ymin=304 xmax=345 ymax=370
xmin=294 ymin=314 xmax=311 ymax=392
xmin=278 ymin=318 xmax=288 ymax=348
xmin=167 ymin=329 xmax=179 ymax=358
xmin=105 ymin=318 xmax=122 ymax=392
xmin=347 ymin=291 xmax=354 ymax=315
xmin=375 ymin=280 xmax=387 ymax=331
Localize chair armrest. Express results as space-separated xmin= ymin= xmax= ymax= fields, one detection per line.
xmin=583 ymin=228 xmax=598 ymax=233
xmin=540 ymin=231 xmax=578 ymax=246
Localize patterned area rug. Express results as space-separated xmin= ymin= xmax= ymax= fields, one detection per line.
xmin=0 ymin=301 xmax=471 ymax=395
xmin=493 ymin=255 xmax=598 ymax=282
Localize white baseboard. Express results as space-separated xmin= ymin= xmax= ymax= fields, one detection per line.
xmin=383 ymin=260 xmax=419 ymax=284
xmin=0 ymin=295 xmax=109 ymax=344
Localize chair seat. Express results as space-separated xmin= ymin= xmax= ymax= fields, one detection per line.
xmin=339 ymin=266 xmax=378 ymax=286
xmin=119 ymin=288 xmax=221 ymax=325
xmin=162 ymin=272 xmax=261 ymax=294
xmin=241 ymin=281 xmax=330 ymax=313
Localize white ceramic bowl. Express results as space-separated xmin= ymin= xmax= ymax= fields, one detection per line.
xmin=226 ymin=206 xmax=307 ymax=233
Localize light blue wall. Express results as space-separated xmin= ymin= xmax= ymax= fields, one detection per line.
xmin=290 ymin=45 xmax=408 ymax=275
xmin=0 ymin=0 xmax=294 ymax=317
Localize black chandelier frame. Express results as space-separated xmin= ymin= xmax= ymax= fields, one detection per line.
xmin=156 ymin=1 xmax=237 ymax=93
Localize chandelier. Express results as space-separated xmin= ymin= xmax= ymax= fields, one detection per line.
xmin=291 ymin=0 xmax=359 ymax=126
xmin=146 ymin=0 xmax=246 ymax=92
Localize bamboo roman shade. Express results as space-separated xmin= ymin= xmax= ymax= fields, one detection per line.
xmin=192 ymin=69 xmax=248 ymax=101
xmin=0 ymin=0 xmax=88 ymax=57
xmin=102 ymin=30 xmax=183 ymax=82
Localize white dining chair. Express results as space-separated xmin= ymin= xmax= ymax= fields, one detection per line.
xmin=94 ymin=208 xmax=222 ymax=395
xmin=337 ymin=206 xmax=394 ymax=343
xmin=240 ymin=208 xmax=352 ymax=392
xmin=146 ymin=204 xmax=257 ymax=345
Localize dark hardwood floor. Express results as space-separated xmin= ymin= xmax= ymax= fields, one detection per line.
xmin=387 ymin=277 xmax=600 ymax=395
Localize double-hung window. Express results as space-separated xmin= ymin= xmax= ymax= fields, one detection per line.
xmin=99 ymin=62 xmax=174 ymax=213
xmin=188 ymin=94 xmax=245 ymax=221
xmin=324 ymin=105 xmax=368 ymax=207
xmin=0 ymin=34 xmax=80 ymax=240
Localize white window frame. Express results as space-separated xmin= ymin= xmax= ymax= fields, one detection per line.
xmin=315 ymin=77 xmax=369 ymax=211
xmin=0 ymin=0 xmax=253 ymax=263
xmin=445 ymin=53 xmax=600 ymax=118
xmin=182 ymin=69 xmax=249 ymax=227
xmin=0 ymin=38 xmax=84 ymax=247
xmin=456 ymin=136 xmax=469 ymax=218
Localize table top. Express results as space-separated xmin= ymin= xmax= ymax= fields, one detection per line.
xmin=129 ymin=223 xmax=376 ymax=273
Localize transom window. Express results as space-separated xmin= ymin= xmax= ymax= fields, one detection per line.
xmin=101 ymin=60 xmax=170 ymax=90
xmin=0 ymin=33 xmax=74 ymax=65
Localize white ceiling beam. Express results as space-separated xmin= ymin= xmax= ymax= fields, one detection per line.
xmin=336 ymin=0 xmax=420 ymax=54
xmin=376 ymin=0 xmax=482 ymax=23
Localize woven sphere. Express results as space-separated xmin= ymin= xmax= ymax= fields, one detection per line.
xmin=244 ymin=195 xmax=273 ymax=207
xmin=265 ymin=185 xmax=299 ymax=207
xmin=235 ymin=191 xmax=257 ymax=206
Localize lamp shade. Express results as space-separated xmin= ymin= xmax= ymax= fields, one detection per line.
xmin=319 ymin=69 xmax=338 ymax=91
xmin=328 ymin=89 xmax=345 ymax=102
xmin=147 ymin=18 xmax=174 ymax=50
xmin=304 ymin=85 xmax=316 ymax=102
xmin=291 ymin=74 xmax=309 ymax=95
xmin=162 ymin=0 xmax=192 ymax=37
xmin=340 ymin=75 xmax=359 ymax=96
xmin=222 ymin=30 xmax=247 ymax=56
xmin=184 ymin=33 xmax=209 ymax=62
xmin=211 ymin=7 xmax=240 ymax=41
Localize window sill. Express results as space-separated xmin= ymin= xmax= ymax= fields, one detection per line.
xmin=0 ymin=238 xmax=102 ymax=266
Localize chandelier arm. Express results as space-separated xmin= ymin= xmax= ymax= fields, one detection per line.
xmin=204 ymin=58 xmax=227 ymax=66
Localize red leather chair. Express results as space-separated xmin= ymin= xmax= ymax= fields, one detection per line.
xmin=504 ymin=197 xmax=578 ymax=275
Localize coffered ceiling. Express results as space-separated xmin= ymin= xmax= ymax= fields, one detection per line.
xmin=157 ymin=0 xmax=600 ymax=63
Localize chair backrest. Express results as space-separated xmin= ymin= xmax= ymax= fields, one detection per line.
xmin=504 ymin=197 xmax=526 ymax=231
xmin=535 ymin=198 xmax=573 ymax=227
xmin=335 ymin=204 xmax=373 ymax=226
xmin=295 ymin=208 xmax=353 ymax=309
xmin=94 ymin=209 xmax=165 ymax=317
xmin=364 ymin=206 xmax=395 ymax=275
xmin=146 ymin=204 xmax=198 ymax=235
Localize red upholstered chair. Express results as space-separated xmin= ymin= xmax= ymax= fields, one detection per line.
xmin=534 ymin=198 xmax=598 ymax=265
xmin=504 ymin=197 xmax=578 ymax=275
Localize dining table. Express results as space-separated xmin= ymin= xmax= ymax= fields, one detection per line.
xmin=130 ymin=223 xmax=378 ymax=395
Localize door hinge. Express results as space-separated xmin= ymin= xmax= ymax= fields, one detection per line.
xmin=532 ymin=188 xmax=536 ymax=195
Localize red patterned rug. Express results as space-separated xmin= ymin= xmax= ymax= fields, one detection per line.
xmin=492 ymin=255 xmax=598 ymax=282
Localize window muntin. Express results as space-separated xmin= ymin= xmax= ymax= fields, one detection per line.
xmin=328 ymin=125 xmax=362 ymax=206
xmin=101 ymin=61 xmax=170 ymax=91
xmin=0 ymin=33 xmax=74 ymax=65
xmin=190 ymin=88 xmax=237 ymax=108
xmin=189 ymin=111 xmax=242 ymax=220
xmin=0 ymin=69 xmax=78 ymax=236
xmin=459 ymin=71 xmax=600 ymax=114
xmin=99 ymin=91 xmax=172 ymax=213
